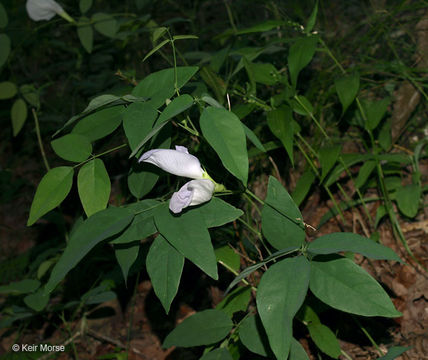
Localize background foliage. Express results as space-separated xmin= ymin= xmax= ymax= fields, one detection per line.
xmin=1 ymin=0 xmax=427 ymax=359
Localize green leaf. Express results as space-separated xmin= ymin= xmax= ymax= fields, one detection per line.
xmin=51 ymin=134 xmax=92 ymax=163
xmin=261 ymin=176 xmax=305 ymax=250
xmin=319 ymin=145 xmax=341 ymax=182
xmin=290 ymin=338 xmax=310 ymax=360
xmin=242 ymin=123 xmax=266 ymax=152
xmin=123 ymin=102 xmax=158 ymax=151
xmin=172 ymin=34 xmax=199 ymax=41
xmin=194 ymin=197 xmax=243 ymax=228
xmin=335 ymin=73 xmax=360 ymax=114
xmin=115 ymin=243 xmax=140 ymax=283
xmin=157 ymin=94 xmax=194 ymax=123
xmin=378 ymin=346 xmax=411 ymax=360
xmin=379 ymin=120 xmax=392 ymax=151
xmin=215 ymin=245 xmax=240 ymax=273
xmin=146 ymin=235 xmax=184 ymax=313
xmin=11 ymin=98 xmax=27 ymax=136
xmin=72 ymin=106 xmax=123 ymax=141
xmin=77 ymin=159 xmax=111 ymax=217
xmin=256 ymin=256 xmax=310 ymax=359
xmin=0 ymin=3 xmax=8 ymax=28
xmin=355 ymin=160 xmax=376 ymax=188
xmin=239 ymin=314 xmax=271 ymax=357
xmin=77 ymin=18 xmax=93 ymax=53
xmin=152 ymin=27 xmax=167 ymax=42
xmin=267 ymin=106 xmax=294 ymax=166
xmin=0 ymin=279 xmax=40 ymax=295
xmin=216 ymin=286 xmax=251 ymax=317
xmin=199 ymin=348 xmax=233 ymax=360
xmin=79 ymin=0 xmax=93 ymax=13
xmin=292 ymin=95 xmax=314 ymax=116
xmin=200 ymin=107 xmax=248 ymax=186
xmin=24 ymin=289 xmax=49 ymax=312
xmin=132 ymin=66 xmax=199 ymax=109
xmin=27 ymin=167 xmax=74 ymax=226
xmin=248 ymin=62 xmax=281 ymax=85
xmin=288 ymin=35 xmax=318 ymax=86
xmin=0 ymin=81 xmax=17 ymax=99
xmin=0 ymin=34 xmax=10 ymax=67
xmin=20 ymin=84 xmax=40 ymax=108
xmin=45 ymin=207 xmax=134 ymax=293
xmin=111 ymin=199 xmax=160 ymax=244
xmin=395 ymin=184 xmax=421 ymax=218
xmin=92 ymin=13 xmax=117 ymax=38
xmin=163 ymin=309 xmax=233 ymax=348
xmin=307 ymin=323 xmax=341 ymax=358
xmin=292 ymin=170 xmax=315 ymax=206
xmin=236 ymin=20 xmax=285 ymax=35
xmin=361 ymin=97 xmax=390 ymax=131
xmin=143 ymin=39 xmax=170 ymax=62
xmin=154 ymin=203 xmax=218 ymax=280
xmin=305 ymin=0 xmax=318 ymax=34
xmin=309 ymin=255 xmax=401 ymax=317
xmin=308 ymin=232 xmax=402 ymax=262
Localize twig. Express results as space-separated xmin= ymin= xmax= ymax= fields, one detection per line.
xmin=32 ymin=108 xmax=50 ymax=172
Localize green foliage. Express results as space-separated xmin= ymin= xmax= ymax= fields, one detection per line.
xmin=163 ymin=309 xmax=233 ymax=348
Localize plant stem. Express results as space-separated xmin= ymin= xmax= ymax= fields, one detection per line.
xmin=32 ymin=109 xmax=50 ymax=172
xmin=73 ymin=143 xmax=128 ymax=169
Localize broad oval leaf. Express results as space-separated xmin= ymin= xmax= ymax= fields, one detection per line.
xmin=200 ymin=107 xmax=248 ymax=186
xmin=154 ymin=203 xmax=218 ymax=280
xmin=27 ymin=167 xmax=74 ymax=226
xmin=308 ymin=232 xmax=402 ymax=262
xmin=77 ymin=18 xmax=93 ymax=53
xmin=256 ymin=256 xmax=310 ymax=359
xmin=115 ymin=243 xmax=140 ymax=283
xmin=163 ymin=309 xmax=233 ymax=348
xmin=51 ymin=134 xmax=92 ymax=162
xmin=92 ymin=13 xmax=117 ymax=38
xmin=307 ymin=322 xmax=341 ymax=359
xmin=79 ymin=0 xmax=93 ymax=13
xmin=216 ymin=286 xmax=251 ymax=317
xmin=335 ymin=73 xmax=360 ymax=114
xmin=0 ymin=81 xmax=17 ymax=99
xmin=45 ymin=207 xmax=134 ymax=293
xmin=11 ymin=98 xmax=27 ymax=136
xmin=24 ymin=289 xmax=49 ymax=312
xmin=310 ymin=255 xmax=401 ymax=317
xmin=193 ymin=197 xmax=243 ymax=228
xmin=110 ymin=199 xmax=160 ymax=244
xmin=132 ymin=66 xmax=199 ymax=109
xmin=319 ymin=145 xmax=341 ymax=182
xmin=72 ymin=106 xmax=123 ymax=141
xmin=395 ymin=183 xmax=421 ymax=218
xmin=239 ymin=314 xmax=271 ymax=357
xmin=0 ymin=279 xmax=40 ymax=295
xmin=361 ymin=97 xmax=390 ymax=131
xmin=290 ymin=338 xmax=310 ymax=360
xmin=215 ymin=246 xmax=240 ymax=273
xmin=288 ymin=35 xmax=318 ymax=86
xmin=147 ymin=235 xmax=184 ymax=313
xmin=267 ymin=106 xmax=295 ymax=166
xmin=77 ymin=159 xmax=111 ymax=217
xmin=262 ymin=176 xmax=305 ymax=250
xmin=157 ymin=94 xmax=194 ymax=123
xmin=123 ymin=102 xmax=158 ymax=151
xmin=199 ymin=348 xmax=233 ymax=360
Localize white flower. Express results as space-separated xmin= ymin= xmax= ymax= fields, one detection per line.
xmin=139 ymin=146 xmax=204 ymax=179
xmin=169 ymin=179 xmax=215 ymax=213
xmin=26 ymin=0 xmax=74 ymax=22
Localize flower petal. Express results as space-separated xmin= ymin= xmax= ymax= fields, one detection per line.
xmin=138 ymin=148 xmax=204 ymax=179
xmin=169 ymin=179 xmax=215 ymax=213
xmin=26 ymin=0 xmax=64 ymax=21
